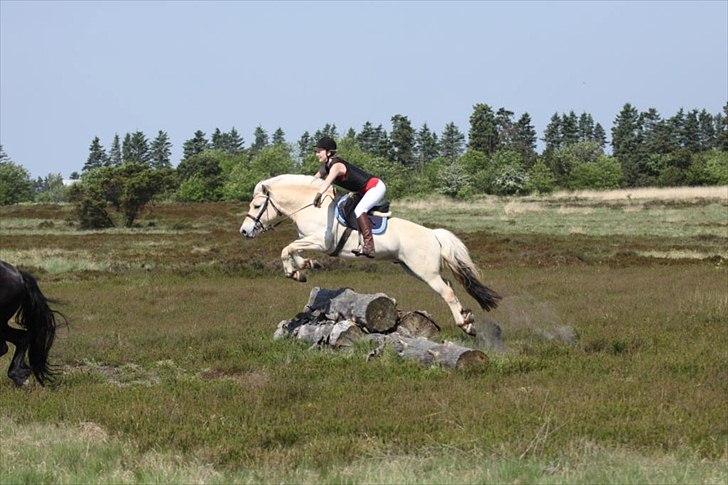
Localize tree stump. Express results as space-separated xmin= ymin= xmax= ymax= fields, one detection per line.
xmin=396 ymin=310 xmax=441 ymax=339
xmin=305 ymin=287 xmax=398 ymax=333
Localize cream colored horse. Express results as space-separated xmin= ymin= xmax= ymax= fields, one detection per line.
xmin=239 ymin=174 xmax=500 ymax=335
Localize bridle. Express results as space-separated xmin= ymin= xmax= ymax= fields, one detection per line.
xmin=243 ymin=189 xmax=329 ymax=234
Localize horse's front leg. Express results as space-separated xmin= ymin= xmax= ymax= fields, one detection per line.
xmin=281 ymin=235 xmax=328 ymax=283
xmin=4 ymin=327 xmax=31 ymax=386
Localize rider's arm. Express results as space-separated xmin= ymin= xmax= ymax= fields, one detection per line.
xmin=317 ymin=162 xmax=346 ymax=195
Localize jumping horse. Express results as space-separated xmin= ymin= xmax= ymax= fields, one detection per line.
xmin=239 ymin=174 xmax=501 ymax=336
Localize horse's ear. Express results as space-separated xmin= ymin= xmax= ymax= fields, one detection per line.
xmin=261 ymin=184 xmax=270 ymax=195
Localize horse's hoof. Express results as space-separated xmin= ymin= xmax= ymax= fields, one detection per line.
xmin=461 ymin=309 xmax=475 ymax=325
xmin=459 ymin=322 xmax=477 ymax=337
xmin=292 ymin=270 xmax=307 ymax=283
xmin=9 ymin=369 xmax=31 ymax=387
xmin=302 ymin=259 xmax=321 ymax=270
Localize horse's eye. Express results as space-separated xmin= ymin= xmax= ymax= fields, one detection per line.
xmin=253 ymin=204 xmax=261 ymax=209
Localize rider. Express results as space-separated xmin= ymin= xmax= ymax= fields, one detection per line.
xmin=312 ymin=136 xmax=386 ymax=258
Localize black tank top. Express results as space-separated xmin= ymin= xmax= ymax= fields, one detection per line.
xmin=321 ymin=157 xmax=374 ymax=193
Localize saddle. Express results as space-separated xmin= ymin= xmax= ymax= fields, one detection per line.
xmin=334 ymin=193 xmax=390 ymax=235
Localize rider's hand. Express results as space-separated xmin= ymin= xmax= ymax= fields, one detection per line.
xmin=313 ymin=192 xmax=323 ymax=208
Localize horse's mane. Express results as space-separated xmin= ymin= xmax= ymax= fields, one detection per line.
xmin=254 ymin=174 xmax=321 ymax=196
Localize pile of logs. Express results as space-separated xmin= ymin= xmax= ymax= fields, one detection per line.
xmin=274 ymin=287 xmax=488 ymax=370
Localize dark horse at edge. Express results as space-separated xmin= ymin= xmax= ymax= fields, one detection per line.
xmin=0 ymin=260 xmax=61 ymax=386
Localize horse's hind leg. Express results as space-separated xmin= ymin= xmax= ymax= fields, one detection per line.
xmin=399 ymin=254 xmax=476 ymax=336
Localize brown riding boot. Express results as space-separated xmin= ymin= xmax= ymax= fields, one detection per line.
xmin=352 ymin=214 xmax=375 ymax=258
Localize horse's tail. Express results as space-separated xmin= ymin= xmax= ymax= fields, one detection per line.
xmin=433 ymin=228 xmax=501 ymax=311
xmin=17 ymin=270 xmax=62 ymax=385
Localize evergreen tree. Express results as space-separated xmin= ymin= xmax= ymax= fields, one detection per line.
xmin=669 ymin=109 xmax=687 ymax=149
xmin=593 ymin=123 xmax=607 ymax=150
xmin=543 ymin=113 xmax=562 ymax=152
xmin=373 ymin=125 xmax=393 ymax=160
xmin=122 ymin=133 xmax=133 ymax=163
xmin=512 ymin=113 xmax=537 ymax=165
xmin=612 ymin=103 xmax=644 ymax=185
xmin=321 ymin=123 xmax=338 ymax=140
xmin=83 ymin=137 xmax=107 ymax=172
xmin=108 ymin=133 xmax=122 ymax=166
xmin=697 ymin=109 xmax=716 ymax=150
xmin=227 ymin=127 xmax=245 ymax=154
xmin=211 ymin=128 xmax=226 ymax=151
xmin=0 ymin=144 xmax=8 ymax=163
xmin=183 ymin=130 xmax=210 ymax=160
xmin=682 ymin=110 xmax=701 ymax=152
xmin=390 ymin=114 xmax=416 ymax=167
xmin=70 ymin=171 xmax=80 ymax=180
xmin=272 ymin=127 xmax=286 ymax=146
xmin=578 ymin=113 xmax=595 ymax=142
xmin=250 ymin=126 xmax=269 ymax=153
xmin=640 ymin=108 xmax=668 ymax=154
xmin=440 ymin=122 xmax=465 ymax=163
xmin=468 ymin=103 xmax=499 ymax=155
xmin=561 ymin=111 xmax=579 ymax=145
xmin=717 ymin=102 xmax=728 ymax=151
xmin=345 ymin=127 xmax=356 ymax=140
xmin=356 ymin=122 xmax=378 ymax=153
xmin=149 ymin=130 xmax=172 ymax=169
xmin=495 ymin=108 xmax=515 ymax=150
xmin=298 ymin=131 xmax=312 ymax=160
xmin=415 ymin=123 xmax=440 ymax=166
xmin=127 ymin=131 xmax=150 ymax=165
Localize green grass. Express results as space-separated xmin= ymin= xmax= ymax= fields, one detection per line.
xmin=1 ymin=197 xmax=727 ymax=482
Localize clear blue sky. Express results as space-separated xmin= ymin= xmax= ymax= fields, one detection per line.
xmin=1 ymin=0 xmax=726 ymax=177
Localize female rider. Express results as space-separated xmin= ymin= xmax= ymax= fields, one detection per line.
xmin=312 ymin=136 xmax=386 ymax=258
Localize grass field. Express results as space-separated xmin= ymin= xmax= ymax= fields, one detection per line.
xmin=1 ymin=186 xmax=727 ymax=483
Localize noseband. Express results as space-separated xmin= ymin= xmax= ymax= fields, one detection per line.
xmin=244 ymin=194 xmax=280 ymax=234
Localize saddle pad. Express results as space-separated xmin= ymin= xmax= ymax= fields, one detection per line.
xmin=335 ymin=194 xmax=388 ymax=235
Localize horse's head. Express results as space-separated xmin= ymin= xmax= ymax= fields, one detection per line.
xmin=239 ymin=174 xmax=332 ymax=238
xmin=239 ymin=183 xmax=280 ymax=238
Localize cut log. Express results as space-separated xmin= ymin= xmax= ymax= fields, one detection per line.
xmin=294 ymin=322 xmax=334 ymax=345
xmin=305 ymin=287 xmax=397 ymax=333
xmin=368 ymin=333 xmax=488 ymax=369
xmin=396 ymin=310 xmax=441 ymax=338
xmin=329 ymin=320 xmax=365 ymax=347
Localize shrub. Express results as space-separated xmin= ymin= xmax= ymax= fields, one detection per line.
xmin=68 ymin=184 xmax=114 ymax=229
xmin=438 ymin=161 xmax=472 ymax=198
xmin=548 ymin=141 xmax=602 ymax=185
xmin=491 ymin=164 xmax=530 ymax=195
xmin=177 ymin=175 xmax=217 ymax=202
xmin=0 ymin=161 xmax=33 ymax=205
xmin=526 ymin=160 xmax=557 ymax=194
xmin=687 ymin=150 xmax=728 ymax=186
xmin=34 ymin=173 xmax=69 ymax=203
xmin=569 ymin=155 xmax=623 ymax=190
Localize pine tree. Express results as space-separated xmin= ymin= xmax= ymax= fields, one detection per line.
xmin=415 ymin=123 xmax=440 ymax=166
xmin=593 ymin=123 xmax=607 ymax=150
xmin=127 ymin=131 xmax=150 ymax=165
xmin=356 ymin=122 xmax=378 ymax=153
xmin=372 ymin=125 xmax=393 ymax=160
xmin=682 ymin=110 xmax=701 ymax=152
xmin=612 ymin=103 xmax=644 ymax=185
xmin=512 ymin=113 xmax=537 ymax=165
xmin=468 ymin=103 xmax=499 ymax=155
xmin=670 ymin=109 xmax=687 ymax=149
xmin=108 ymin=134 xmax=122 ymax=166
xmin=345 ymin=127 xmax=356 ymax=140
xmin=250 ymin=126 xmax=269 ymax=153
xmin=390 ymin=114 xmax=415 ymax=167
xmin=183 ymin=130 xmax=210 ymax=160
xmin=321 ymin=123 xmax=338 ymax=139
xmin=0 ymin=144 xmax=8 ymax=163
xmin=211 ymin=128 xmax=226 ymax=150
xmin=717 ymin=102 xmax=728 ymax=151
xmin=543 ymin=113 xmax=562 ymax=152
xmin=227 ymin=127 xmax=245 ymax=154
xmin=578 ymin=113 xmax=595 ymax=142
xmin=272 ymin=127 xmax=286 ymax=146
xmin=561 ymin=111 xmax=579 ymax=145
xmin=83 ymin=137 xmax=107 ymax=172
xmin=122 ymin=133 xmax=133 ymax=163
xmin=440 ymin=122 xmax=465 ymax=163
xmin=495 ymin=108 xmax=515 ymax=150
xmin=149 ymin=130 xmax=172 ymax=169
xmin=298 ymin=131 xmax=312 ymax=160
xmin=697 ymin=109 xmax=716 ymax=150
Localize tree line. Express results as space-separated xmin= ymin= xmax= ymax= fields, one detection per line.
xmin=1 ymin=102 xmax=726 ymax=227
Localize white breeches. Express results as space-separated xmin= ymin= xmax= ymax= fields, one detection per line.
xmin=354 ymin=180 xmax=386 ymax=217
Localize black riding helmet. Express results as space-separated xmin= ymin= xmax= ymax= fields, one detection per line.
xmin=315 ymin=136 xmax=337 ymax=152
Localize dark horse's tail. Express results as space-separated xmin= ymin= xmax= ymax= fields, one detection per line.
xmin=434 ymin=228 xmax=502 ymax=311
xmin=16 ymin=270 xmax=62 ymax=385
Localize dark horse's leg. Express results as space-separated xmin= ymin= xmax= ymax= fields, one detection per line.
xmin=2 ymin=324 xmax=32 ymax=386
